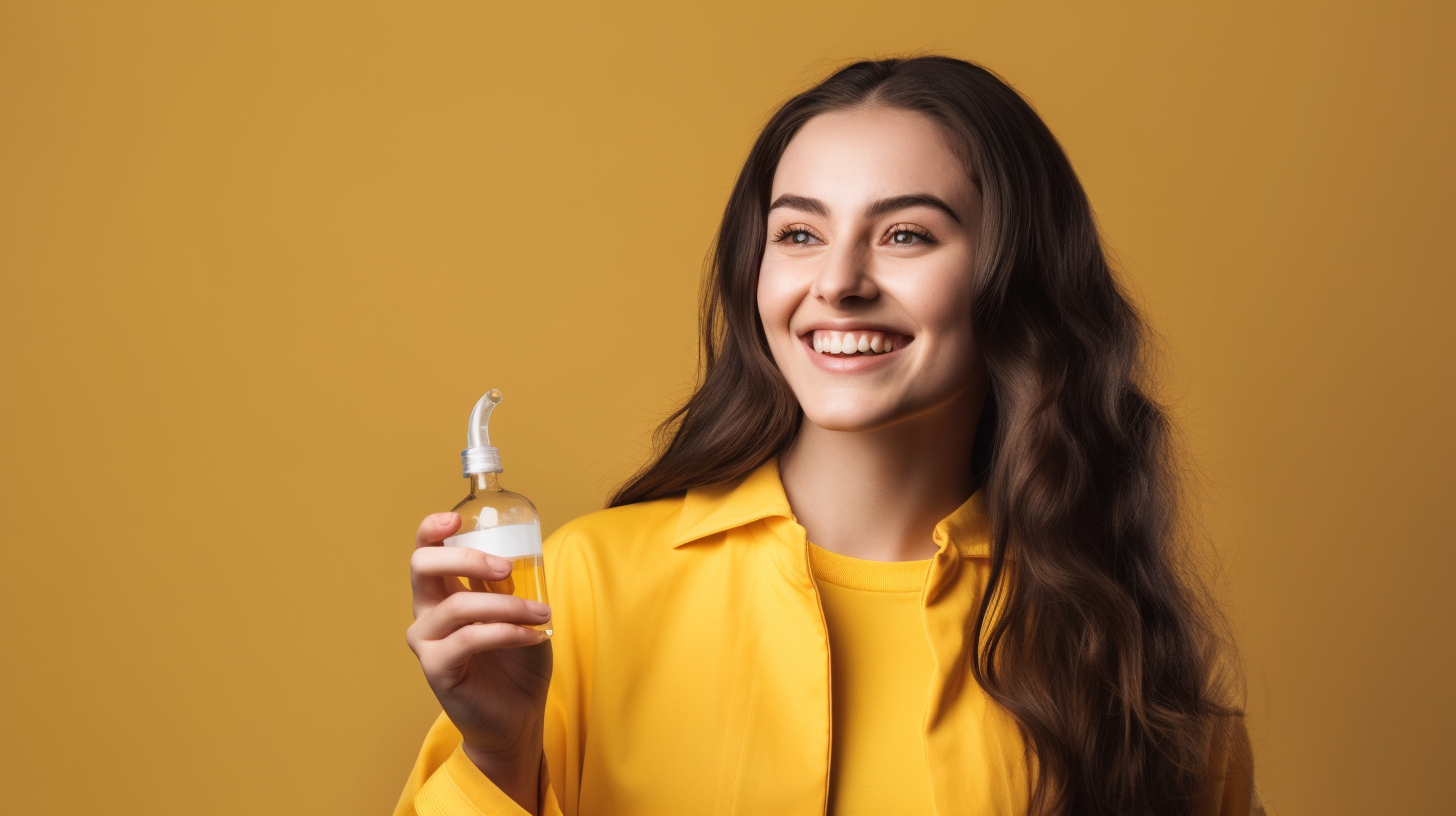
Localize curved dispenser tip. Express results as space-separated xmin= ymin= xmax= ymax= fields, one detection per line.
xmin=467 ymin=389 xmax=503 ymax=448
xmin=462 ymin=389 xmax=505 ymax=476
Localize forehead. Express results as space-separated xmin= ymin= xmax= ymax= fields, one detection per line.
xmin=770 ymin=106 xmax=973 ymax=209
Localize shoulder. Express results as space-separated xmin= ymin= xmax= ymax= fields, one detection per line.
xmin=538 ymin=495 xmax=700 ymax=624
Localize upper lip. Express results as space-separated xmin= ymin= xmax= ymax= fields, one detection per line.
xmin=794 ymin=321 xmax=915 ymax=340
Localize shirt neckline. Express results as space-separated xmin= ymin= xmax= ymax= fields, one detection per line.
xmin=807 ymin=540 xmax=931 ymax=593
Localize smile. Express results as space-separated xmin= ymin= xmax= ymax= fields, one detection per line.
xmin=807 ymin=329 xmax=910 ymax=356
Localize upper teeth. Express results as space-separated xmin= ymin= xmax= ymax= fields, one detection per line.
xmin=811 ymin=330 xmax=897 ymax=355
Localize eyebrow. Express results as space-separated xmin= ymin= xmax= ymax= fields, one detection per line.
xmin=767 ymin=193 xmax=962 ymax=225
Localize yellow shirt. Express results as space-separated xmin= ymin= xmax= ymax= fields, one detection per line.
xmin=394 ymin=458 xmax=1260 ymax=816
xmin=808 ymin=541 xmax=935 ymax=816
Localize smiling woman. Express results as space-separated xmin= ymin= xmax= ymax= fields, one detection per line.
xmin=397 ymin=56 xmax=1260 ymax=816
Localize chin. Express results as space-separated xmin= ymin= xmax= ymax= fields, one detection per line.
xmin=799 ymin=399 xmax=900 ymax=433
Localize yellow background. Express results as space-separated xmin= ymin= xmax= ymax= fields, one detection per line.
xmin=1 ymin=3 xmax=1451 ymax=814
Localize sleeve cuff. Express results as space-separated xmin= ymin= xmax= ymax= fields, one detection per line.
xmin=414 ymin=742 xmax=561 ymax=816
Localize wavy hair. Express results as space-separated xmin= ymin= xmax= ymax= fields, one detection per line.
xmin=610 ymin=56 xmax=1237 ymax=816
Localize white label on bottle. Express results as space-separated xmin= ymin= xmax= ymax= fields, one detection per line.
xmin=444 ymin=522 xmax=543 ymax=559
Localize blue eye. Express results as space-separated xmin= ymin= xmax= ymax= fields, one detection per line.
xmin=772 ymin=227 xmax=821 ymax=245
xmin=890 ymin=228 xmax=933 ymax=245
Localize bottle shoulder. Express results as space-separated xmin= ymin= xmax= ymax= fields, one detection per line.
xmin=453 ymin=487 xmax=540 ymax=526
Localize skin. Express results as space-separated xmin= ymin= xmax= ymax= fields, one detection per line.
xmin=762 ymin=105 xmax=989 ymax=561
xmin=404 ymin=105 xmax=988 ymax=813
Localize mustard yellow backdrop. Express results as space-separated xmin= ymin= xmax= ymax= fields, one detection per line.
xmin=1 ymin=3 xmax=1450 ymax=814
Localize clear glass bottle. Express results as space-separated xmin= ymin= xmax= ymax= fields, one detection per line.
xmin=444 ymin=389 xmax=551 ymax=637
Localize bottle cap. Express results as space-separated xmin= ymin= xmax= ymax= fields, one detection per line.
xmin=461 ymin=389 xmax=504 ymax=476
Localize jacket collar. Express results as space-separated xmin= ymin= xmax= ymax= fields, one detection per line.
xmin=672 ymin=458 xmax=795 ymax=547
xmin=672 ymin=458 xmax=991 ymax=558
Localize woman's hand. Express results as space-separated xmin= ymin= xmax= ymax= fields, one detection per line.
xmin=406 ymin=512 xmax=553 ymax=811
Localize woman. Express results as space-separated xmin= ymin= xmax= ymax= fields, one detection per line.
xmin=395 ymin=56 xmax=1259 ymax=816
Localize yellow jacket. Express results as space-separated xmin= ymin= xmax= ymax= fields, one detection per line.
xmin=394 ymin=459 xmax=1258 ymax=816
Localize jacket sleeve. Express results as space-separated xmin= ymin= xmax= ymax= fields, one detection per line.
xmin=390 ymin=713 xmax=564 ymax=816
xmin=392 ymin=524 xmax=594 ymax=816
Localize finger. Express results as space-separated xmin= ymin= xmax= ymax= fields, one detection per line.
xmin=419 ymin=622 xmax=548 ymax=676
xmin=416 ymin=513 xmax=460 ymax=549
xmin=412 ymin=547 xmax=514 ymax=613
xmin=412 ymin=589 xmax=552 ymax=641
xmin=410 ymin=513 xmax=464 ymax=610
xmin=413 ymin=545 xmax=514 ymax=580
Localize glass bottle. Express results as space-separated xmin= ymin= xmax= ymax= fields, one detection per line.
xmin=444 ymin=389 xmax=551 ymax=637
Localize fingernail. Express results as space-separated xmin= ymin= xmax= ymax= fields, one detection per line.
xmin=527 ymin=600 xmax=550 ymax=616
xmin=438 ymin=512 xmax=455 ymax=526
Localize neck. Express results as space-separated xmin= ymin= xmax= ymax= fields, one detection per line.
xmin=778 ymin=384 xmax=985 ymax=562
xmin=469 ymin=471 xmax=502 ymax=493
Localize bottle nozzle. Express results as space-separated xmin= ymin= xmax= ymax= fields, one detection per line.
xmin=462 ymin=389 xmax=505 ymax=476
xmin=468 ymin=389 xmax=503 ymax=448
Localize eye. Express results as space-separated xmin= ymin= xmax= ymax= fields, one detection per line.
xmin=886 ymin=226 xmax=936 ymax=246
xmin=771 ymin=225 xmax=823 ymax=246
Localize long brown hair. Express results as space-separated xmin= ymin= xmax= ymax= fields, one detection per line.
xmin=611 ymin=56 xmax=1237 ymax=816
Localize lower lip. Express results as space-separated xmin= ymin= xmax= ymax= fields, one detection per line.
xmin=800 ymin=336 xmax=910 ymax=373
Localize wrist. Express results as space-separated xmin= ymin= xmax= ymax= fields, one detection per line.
xmin=461 ymin=738 xmax=543 ymax=815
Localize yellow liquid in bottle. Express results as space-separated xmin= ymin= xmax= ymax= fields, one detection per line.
xmin=463 ymin=553 xmax=551 ymax=636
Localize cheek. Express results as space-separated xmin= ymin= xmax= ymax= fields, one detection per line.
xmin=755 ymin=264 xmax=799 ymax=339
xmin=924 ymin=292 xmax=974 ymax=340
xmin=899 ymin=266 xmax=979 ymax=363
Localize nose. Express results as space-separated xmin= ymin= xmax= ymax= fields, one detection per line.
xmin=808 ymin=243 xmax=878 ymax=306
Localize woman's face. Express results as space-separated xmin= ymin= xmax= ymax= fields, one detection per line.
xmin=757 ymin=106 xmax=985 ymax=433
